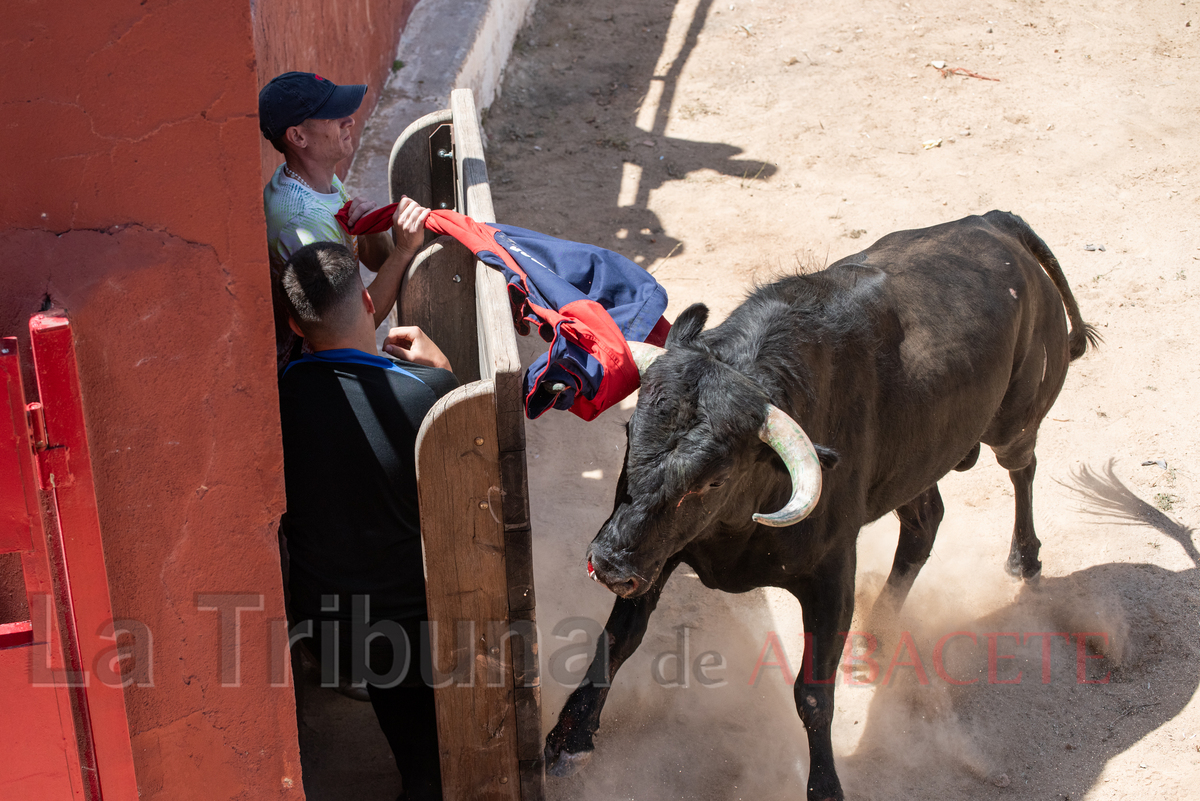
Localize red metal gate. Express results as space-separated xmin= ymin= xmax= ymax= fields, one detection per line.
xmin=1 ymin=315 xmax=139 ymax=800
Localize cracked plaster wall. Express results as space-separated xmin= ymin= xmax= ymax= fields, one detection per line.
xmin=251 ymin=0 xmax=421 ymax=185
xmin=3 ymin=1 xmax=299 ymax=798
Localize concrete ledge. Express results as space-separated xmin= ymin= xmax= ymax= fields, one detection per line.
xmin=349 ymin=0 xmax=537 ymax=204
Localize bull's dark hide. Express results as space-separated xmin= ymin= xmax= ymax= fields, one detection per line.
xmin=545 ymin=211 xmax=1098 ymax=801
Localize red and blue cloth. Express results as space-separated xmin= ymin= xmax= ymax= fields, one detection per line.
xmin=426 ymin=211 xmax=669 ymax=420
xmin=335 ymin=203 xmax=670 ymax=420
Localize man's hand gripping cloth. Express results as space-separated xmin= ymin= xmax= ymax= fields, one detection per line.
xmin=334 ymin=200 xmax=397 ymax=236
xmin=423 ymin=210 xmax=670 ymax=421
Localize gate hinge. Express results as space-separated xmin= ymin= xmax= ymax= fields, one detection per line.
xmin=28 ymin=402 xmax=70 ymax=490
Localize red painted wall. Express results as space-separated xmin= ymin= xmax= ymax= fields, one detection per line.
xmin=3 ymin=0 xmax=306 ymax=797
xmin=253 ymin=0 xmax=421 ymax=184
xmin=3 ymin=0 xmax=422 ymax=794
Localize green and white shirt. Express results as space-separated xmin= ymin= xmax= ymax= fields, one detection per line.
xmin=264 ymin=164 xmax=360 ymax=374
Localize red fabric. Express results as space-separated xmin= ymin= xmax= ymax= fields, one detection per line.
xmin=423 ymin=209 xmax=644 ymax=422
xmin=553 ymin=299 xmax=641 ymax=421
xmin=644 ymin=315 xmax=671 ymax=347
xmin=335 ymin=200 xmax=398 ymax=236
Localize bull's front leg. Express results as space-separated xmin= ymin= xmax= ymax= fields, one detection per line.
xmin=544 ymin=556 xmax=682 ymax=777
xmin=792 ymin=555 xmax=856 ymax=801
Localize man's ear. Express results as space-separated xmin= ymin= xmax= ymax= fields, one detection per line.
xmin=362 ymin=288 xmax=375 ymax=317
xmin=287 ymin=316 xmax=304 ymax=337
xmin=285 ymin=124 xmax=306 ymax=151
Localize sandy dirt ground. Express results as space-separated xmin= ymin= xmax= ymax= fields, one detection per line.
xmin=478 ymin=0 xmax=1200 ymax=799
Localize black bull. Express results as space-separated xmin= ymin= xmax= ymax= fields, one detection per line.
xmin=544 ymin=211 xmax=1099 ymax=800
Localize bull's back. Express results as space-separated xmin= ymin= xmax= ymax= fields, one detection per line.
xmin=818 ymin=213 xmax=1070 ymax=514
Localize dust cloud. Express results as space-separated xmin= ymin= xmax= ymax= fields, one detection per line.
xmin=530 ymin=413 xmax=1182 ymax=801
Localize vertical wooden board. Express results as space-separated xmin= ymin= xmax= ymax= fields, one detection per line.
xmin=449 ymin=90 xmax=523 ymax=453
xmin=519 ymin=759 xmax=546 ymax=801
xmin=503 ymin=613 xmax=538 ymax=690
xmin=416 ymin=381 xmax=520 ymax=801
xmin=389 ymin=109 xmax=454 ymax=249
xmin=503 ymin=526 xmax=535 ymax=615
xmin=445 ymin=87 xmax=543 ymax=801
xmin=492 ymin=367 xmax=526 ymax=456
xmin=450 ymin=90 xmax=495 ymax=224
xmin=513 ymin=686 xmax=543 ymax=762
xmin=427 ymin=123 xmax=457 ymax=213
xmin=475 ymin=265 xmax=523 ymax=398
xmin=399 ymin=237 xmax=480 ymax=384
xmin=499 ymin=450 xmax=530 ymax=532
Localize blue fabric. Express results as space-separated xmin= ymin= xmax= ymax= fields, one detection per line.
xmin=485 ymin=225 xmax=666 ymax=417
xmin=489 ymin=225 xmax=667 ymax=343
xmin=283 ymin=348 xmax=426 ymax=385
xmin=425 ymin=210 xmax=669 ymax=420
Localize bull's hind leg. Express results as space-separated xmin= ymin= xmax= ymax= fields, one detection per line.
xmin=877 ymin=485 xmax=945 ymax=612
xmin=990 ymin=422 xmax=1043 ymax=580
xmin=1003 ymin=454 xmax=1042 ymax=580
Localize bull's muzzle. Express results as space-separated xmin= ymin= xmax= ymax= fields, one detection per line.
xmin=586 ymin=547 xmax=645 ymax=597
xmin=627 ymin=341 xmax=823 ymax=527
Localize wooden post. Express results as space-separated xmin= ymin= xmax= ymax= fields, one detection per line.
xmin=415 ymin=381 xmax=519 ymax=799
xmin=399 ymin=238 xmax=479 ymax=384
xmin=395 ymin=91 xmax=544 ymax=801
xmin=450 ymin=89 xmax=543 ymax=795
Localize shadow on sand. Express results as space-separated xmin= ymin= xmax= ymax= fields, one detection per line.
xmin=840 ymin=463 xmax=1199 ymax=799
xmin=488 ymin=0 xmax=775 ymax=268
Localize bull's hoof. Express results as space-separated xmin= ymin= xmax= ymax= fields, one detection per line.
xmin=806 ymin=782 xmax=845 ymax=801
xmin=544 ymin=744 xmax=593 ymax=778
xmin=1005 ymin=552 xmax=1041 ymax=582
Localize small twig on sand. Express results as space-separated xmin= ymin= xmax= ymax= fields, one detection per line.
xmin=1110 ymin=702 xmax=1160 ymax=727
xmin=647 ymin=242 xmax=682 ymax=275
xmin=931 ymin=64 xmax=1000 ymax=81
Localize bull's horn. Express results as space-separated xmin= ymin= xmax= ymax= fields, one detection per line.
xmin=627 ymin=340 xmax=667 ymax=377
xmin=754 ymin=405 xmax=823 ymax=527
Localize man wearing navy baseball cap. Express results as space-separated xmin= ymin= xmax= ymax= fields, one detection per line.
xmin=259 ymin=71 xmax=429 ymax=376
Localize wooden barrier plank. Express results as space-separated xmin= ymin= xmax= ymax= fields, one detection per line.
xmin=505 ymin=612 xmax=539 ymax=690
xmin=449 ymin=89 xmax=544 ymax=801
xmin=514 ymin=686 xmax=543 ymax=762
xmin=503 ymin=526 xmax=535 ymax=615
xmin=389 ymin=109 xmax=453 ymax=210
xmin=389 ymin=109 xmax=453 ymax=253
xmin=409 ymin=88 xmax=543 ymax=801
xmin=499 ymin=450 xmax=530 ymax=532
xmin=450 ymin=91 xmax=495 ymax=224
xmin=399 ymin=236 xmax=480 ymax=384
xmin=520 ymin=760 xmax=545 ymax=801
xmin=416 ymin=380 xmax=520 ymax=801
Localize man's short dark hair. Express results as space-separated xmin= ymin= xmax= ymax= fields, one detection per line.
xmin=281 ymin=242 xmax=362 ymax=336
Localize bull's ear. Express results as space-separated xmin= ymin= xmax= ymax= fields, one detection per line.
xmin=815 ymin=444 xmax=840 ymax=470
xmin=666 ymin=303 xmax=709 ymax=347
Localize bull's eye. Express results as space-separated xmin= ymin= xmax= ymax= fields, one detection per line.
xmin=707 ymin=479 xmax=726 ymax=489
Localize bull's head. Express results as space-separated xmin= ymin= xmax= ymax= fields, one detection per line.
xmin=586 ymin=304 xmax=827 ymax=597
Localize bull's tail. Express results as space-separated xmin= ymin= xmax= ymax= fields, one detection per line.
xmin=1002 ymin=212 xmax=1101 ymax=360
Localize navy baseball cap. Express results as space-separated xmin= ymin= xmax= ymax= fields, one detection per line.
xmin=259 ymin=71 xmax=367 ymax=140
